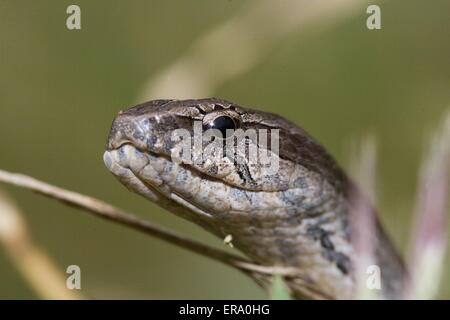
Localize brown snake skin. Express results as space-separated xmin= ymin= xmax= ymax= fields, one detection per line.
xmin=103 ymin=98 xmax=406 ymax=299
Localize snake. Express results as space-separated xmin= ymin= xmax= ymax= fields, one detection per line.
xmin=103 ymin=98 xmax=406 ymax=299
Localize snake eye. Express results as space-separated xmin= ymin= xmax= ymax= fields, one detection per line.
xmin=203 ymin=115 xmax=237 ymax=138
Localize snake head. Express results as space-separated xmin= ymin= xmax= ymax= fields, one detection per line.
xmin=104 ymin=98 xmax=342 ymax=222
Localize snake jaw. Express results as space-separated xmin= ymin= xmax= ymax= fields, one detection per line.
xmin=103 ymin=149 xmax=160 ymax=203
xmin=103 ymin=145 xmax=217 ymax=224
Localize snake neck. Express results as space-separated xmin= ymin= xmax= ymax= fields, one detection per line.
xmin=214 ymin=182 xmax=406 ymax=299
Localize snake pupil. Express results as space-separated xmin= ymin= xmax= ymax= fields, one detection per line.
xmin=203 ymin=116 xmax=236 ymax=138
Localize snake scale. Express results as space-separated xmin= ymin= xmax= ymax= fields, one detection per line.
xmin=103 ymin=98 xmax=406 ymax=299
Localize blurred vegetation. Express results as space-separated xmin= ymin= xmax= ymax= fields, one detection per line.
xmin=0 ymin=0 xmax=449 ymax=298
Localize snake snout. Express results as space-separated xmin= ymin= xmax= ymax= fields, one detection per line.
xmin=106 ymin=112 xmax=148 ymax=152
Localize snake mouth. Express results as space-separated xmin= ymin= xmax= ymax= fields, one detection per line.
xmin=103 ymin=147 xmax=161 ymax=203
xmin=103 ymin=144 xmax=216 ymax=222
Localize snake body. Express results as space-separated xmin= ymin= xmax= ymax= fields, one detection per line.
xmin=103 ymin=98 xmax=405 ymax=299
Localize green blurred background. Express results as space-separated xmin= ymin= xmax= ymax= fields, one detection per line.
xmin=0 ymin=0 xmax=449 ymax=299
